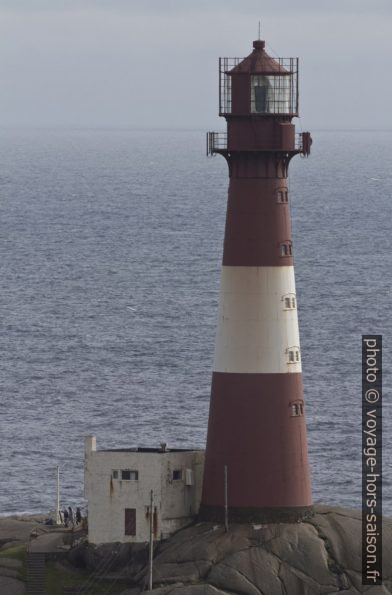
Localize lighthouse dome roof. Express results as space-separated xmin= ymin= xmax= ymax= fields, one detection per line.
xmin=230 ymin=40 xmax=291 ymax=75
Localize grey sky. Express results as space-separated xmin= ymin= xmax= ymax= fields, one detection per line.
xmin=1 ymin=0 xmax=391 ymax=129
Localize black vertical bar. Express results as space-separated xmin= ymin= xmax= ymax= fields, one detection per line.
xmin=219 ymin=57 xmax=222 ymax=115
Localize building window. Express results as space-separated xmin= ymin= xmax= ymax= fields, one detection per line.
xmin=280 ymin=241 xmax=292 ymax=257
xmin=287 ymin=346 xmax=300 ymax=364
xmin=172 ymin=469 xmax=182 ymax=481
xmin=124 ymin=508 xmax=136 ymax=536
xmin=121 ymin=470 xmax=139 ymax=481
xmin=112 ymin=470 xmax=118 ymax=479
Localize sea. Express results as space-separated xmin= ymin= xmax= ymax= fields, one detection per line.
xmin=0 ymin=128 xmax=391 ymax=516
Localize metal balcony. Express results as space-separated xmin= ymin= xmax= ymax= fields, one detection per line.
xmin=206 ymin=131 xmax=311 ymax=156
xmin=206 ymin=132 xmax=227 ymax=156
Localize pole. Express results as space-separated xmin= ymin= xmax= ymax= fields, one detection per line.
xmin=56 ymin=466 xmax=60 ymax=525
xmin=148 ymin=489 xmax=153 ymax=591
xmin=224 ymin=465 xmax=228 ymax=532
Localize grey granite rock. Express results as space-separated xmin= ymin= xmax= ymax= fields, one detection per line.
xmin=0 ymin=557 xmax=23 ymax=569
xmin=0 ymin=575 xmax=25 ymax=595
xmin=142 ymin=505 xmax=391 ymax=594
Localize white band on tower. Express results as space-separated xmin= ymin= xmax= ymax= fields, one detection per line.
xmin=213 ymin=266 xmax=301 ymax=374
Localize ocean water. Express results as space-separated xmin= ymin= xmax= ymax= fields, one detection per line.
xmin=0 ymin=128 xmax=391 ymax=516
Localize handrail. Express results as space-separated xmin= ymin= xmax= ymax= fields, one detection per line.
xmin=207 ymin=131 xmax=311 ymax=156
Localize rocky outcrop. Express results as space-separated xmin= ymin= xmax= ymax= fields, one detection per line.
xmin=129 ymin=505 xmax=391 ymax=594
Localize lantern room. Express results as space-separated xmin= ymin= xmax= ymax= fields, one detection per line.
xmin=219 ymin=40 xmax=298 ymax=117
xmin=206 ymin=39 xmax=310 ymax=156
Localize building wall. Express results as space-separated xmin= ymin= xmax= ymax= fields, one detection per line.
xmin=160 ymin=450 xmax=204 ymax=539
xmin=84 ymin=437 xmax=205 ymax=544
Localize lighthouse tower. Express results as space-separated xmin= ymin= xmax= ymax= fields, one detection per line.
xmin=201 ymin=39 xmax=313 ymax=523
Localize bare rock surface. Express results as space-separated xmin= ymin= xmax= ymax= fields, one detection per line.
xmin=0 ymin=575 xmax=26 ymax=595
xmin=0 ymin=517 xmax=42 ymax=547
xmin=0 ymin=557 xmax=23 ymax=569
xmin=128 ymin=505 xmax=391 ymax=595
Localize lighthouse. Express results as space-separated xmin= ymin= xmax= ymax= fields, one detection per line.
xmin=201 ymin=39 xmax=313 ymax=523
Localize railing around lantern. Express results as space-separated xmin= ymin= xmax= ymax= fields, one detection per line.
xmin=207 ymin=131 xmax=227 ymax=156
xmin=295 ymin=133 xmax=303 ymax=152
xmin=219 ymin=56 xmax=299 ymax=116
xmin=296 ymin=132 xmax=312 ymax=156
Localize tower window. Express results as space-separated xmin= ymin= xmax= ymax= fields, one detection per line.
xmin=290 ymin=400 xmax=304 ymax=417
xmin=280 ymin=241 xmax=292 ymax=257
xmin=287 ymin=346 xmax=300 ymax=364
xmin=172 ymin=469 xmax=183 ymax=481
xmin=282 ymin=294 xmax=297 ymax=310
xmin=277 ymin=189 xmax=288 ymax=203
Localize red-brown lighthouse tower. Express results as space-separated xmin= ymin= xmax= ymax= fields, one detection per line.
xmin=200 ymin=39 xmax=313 ymax=523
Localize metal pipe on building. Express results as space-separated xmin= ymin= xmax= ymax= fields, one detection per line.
xmin=148 ymin=489 xmax=153 ymax=591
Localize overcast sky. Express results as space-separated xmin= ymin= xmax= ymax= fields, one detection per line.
xmin=1 ymin=0 xmax=391 ymax=129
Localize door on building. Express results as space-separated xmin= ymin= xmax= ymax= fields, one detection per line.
xmin=124 ymin=508 xmax=136 ymax=536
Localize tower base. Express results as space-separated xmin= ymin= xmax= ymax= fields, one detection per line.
xmin=199 ymin=504 xmax=314 ymax=524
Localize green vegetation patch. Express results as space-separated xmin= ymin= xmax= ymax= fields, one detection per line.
xmin=45 ymin=560 xmax=130 ymax=595
xmin=0 ymin=544 xmax=27 ymax=581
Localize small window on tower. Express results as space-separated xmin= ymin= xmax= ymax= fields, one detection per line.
xmin=172 ymin=469 xmax=183 ymax=481
xmin=290 ymin=401 xmax=304 ymax=417
xmin=277 ymin=189 xmax=288 ymax=203
xmin=112 ymin=470 xmax=118 ymax=479
xmin=282 ymin=294 xmax=297 ymax=310
xmin=287 ymin=346 xmax=300 ymax=364
xmin=280 ymin=242 xmax=292 ymax=257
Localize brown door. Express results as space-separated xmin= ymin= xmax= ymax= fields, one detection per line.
xmin=124 ymin=508 xmax=136 ymax=536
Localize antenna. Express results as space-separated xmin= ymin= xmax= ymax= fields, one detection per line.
xmin=258 ymin=20 xmax=261 ymax=40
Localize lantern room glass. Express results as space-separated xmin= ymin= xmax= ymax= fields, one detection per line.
xmin=251 ymin=75 xmax=291 ymax=114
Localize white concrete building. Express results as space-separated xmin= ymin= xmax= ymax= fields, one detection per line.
xmin=84 ymin=436 xmax=205 ymax=544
